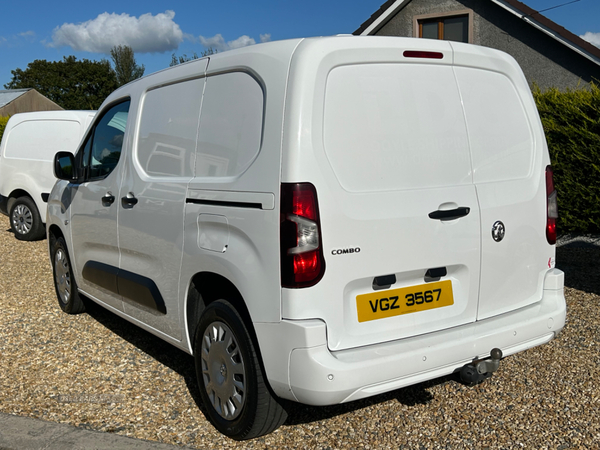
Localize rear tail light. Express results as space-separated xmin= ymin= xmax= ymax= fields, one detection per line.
xmin=546 ymin=165 xmax=558 ymax=245
xmin=280 ymin=183 xmax=325 ymax=288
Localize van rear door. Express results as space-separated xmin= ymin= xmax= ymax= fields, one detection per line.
xmin=281 ymin=39 xmax=482 ymax=351
xmin=451 ymin=45 xmax=552 ymax=320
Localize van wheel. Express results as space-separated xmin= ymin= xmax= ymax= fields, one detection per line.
xmin=194 ymin=300 xmax=287 ymax=440
xmin=10 ymin=196 xmax=45 ymax=241
xmin=51 ymin=237 xmax=85 ymax=314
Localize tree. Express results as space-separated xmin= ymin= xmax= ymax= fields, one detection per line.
xmin=4 ymin=56 xmax=118 ymax=110
xmin=110 ymin=45 xmax=145 ymax=86
xmin=169 ymin=48 xmax=216 ymax=67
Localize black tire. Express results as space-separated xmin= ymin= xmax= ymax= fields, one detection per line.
xmin=9 ymin=196 xmax=45 ymax=241
xmin=194 ymin=300 xmax=287 ymax=440
xmin=51 ymin=237 xmax=85 ymax=314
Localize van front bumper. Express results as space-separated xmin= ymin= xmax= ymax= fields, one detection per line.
xmin=255 ymin=269 xmax=566 ymax=405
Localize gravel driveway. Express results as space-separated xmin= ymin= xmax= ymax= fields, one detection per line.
xmin=0 ymin=213 xmax=598 ymax=449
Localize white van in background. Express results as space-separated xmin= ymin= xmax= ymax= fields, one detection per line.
xmin=47 ymin=36 xmax=566 ymax=440
xmin=0 ymin=111 xmax=95 ymax=240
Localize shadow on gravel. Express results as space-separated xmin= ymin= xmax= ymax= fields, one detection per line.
xmin=556 ymin=245 xmax=600 ymax=296
xmin=81 ymin=299 xmax=209 ymax=418
xmin=4 ymin=227 xmax=47 ymax=240
xmin=282 ymin=377 xmax=446 ymax=426
xmin=81 ymin=298 xmax=450 ymax=429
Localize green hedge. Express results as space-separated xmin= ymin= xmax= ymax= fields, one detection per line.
xmin=0 ymin=116 xmax=9 ymax=144
xmin=533 ymin=83 xmax=600 ymax=234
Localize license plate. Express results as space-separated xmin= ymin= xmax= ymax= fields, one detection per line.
xmin=356 ymin=279 xmax=454 ymax=323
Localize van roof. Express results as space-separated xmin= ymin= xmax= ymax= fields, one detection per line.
xmin=5 ymin=110 xmax=96 ymax=125
xmin=101 ymin=36 xmax=518 ymax=109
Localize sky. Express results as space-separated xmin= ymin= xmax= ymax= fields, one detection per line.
xmin=1 ymin=0 xmax=599 ymax=89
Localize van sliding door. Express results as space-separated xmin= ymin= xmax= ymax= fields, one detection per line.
xmin=117 ymin=74 xmax=206 ymax=339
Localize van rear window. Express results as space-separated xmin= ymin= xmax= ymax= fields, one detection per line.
xmin=4 ymin=120 xmax=81 ymax=161
xmin=323 ymin=64 xmax=472 ymax=193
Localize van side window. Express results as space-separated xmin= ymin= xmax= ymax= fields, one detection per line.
xmin=137 ymin=79 xmax=203 ymax=178
xmin=196 ymin=72 xmax=264 ymax=178
xmin=87 ymin=100 xmax=130 ymax=180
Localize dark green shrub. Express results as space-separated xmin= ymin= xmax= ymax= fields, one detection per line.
xmin=0 ymin=116 xmax=9 ymax=144
xmin=534 ymin=83 xmax=600 ymax=233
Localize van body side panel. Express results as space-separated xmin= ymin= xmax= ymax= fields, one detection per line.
xmin=0 ymin=112 xmax=95 ymax=222
xmin=181 ymin=45 xmax=297 ymax=331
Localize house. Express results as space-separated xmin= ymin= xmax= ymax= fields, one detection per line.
xmin=354 ymin=0 xmax=600 ymax=90
xmin=0 ymin=89 xmax=63 ymax=116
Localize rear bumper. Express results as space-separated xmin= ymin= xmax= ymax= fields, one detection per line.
xmin=256 ymin=269 xmax=566 ymax=405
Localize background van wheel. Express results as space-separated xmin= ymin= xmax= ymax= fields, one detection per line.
xmin=10 ymin=196 xmax=45 ymax=241
xmin=51 ymin=237 xmax=85 ymax=314
xmin=194 ymin=300 xmax=287 ymax=440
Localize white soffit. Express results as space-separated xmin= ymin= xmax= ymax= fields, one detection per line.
xmin=359 ymin=0 xmax=412 ymax=36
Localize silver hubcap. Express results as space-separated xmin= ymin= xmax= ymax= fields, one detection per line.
xmin=11 ymin=204 xmax=33 ymax=235
xmin=54 ymin=248 xmax=71 ymax=304
xmin=201 ymin=321 xmax=246 ymax=420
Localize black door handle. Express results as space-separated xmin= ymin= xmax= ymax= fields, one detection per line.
xmin=102 ymin=192 xmax=115 ymax=207
xmin=121 ymin=193 xmax=138 ymax=209
xmin=428 ymin=207 xmax=470 ymax=221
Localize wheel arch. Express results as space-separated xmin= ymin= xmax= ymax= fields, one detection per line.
xmin=186 ymin=272 xmax=255 ymax=355
xmin=47 ymin=224 xmax=65 ymax=248
xmin=7 ymin=189 xmax=33 ymax=211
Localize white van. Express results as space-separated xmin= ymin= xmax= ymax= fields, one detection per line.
xmin=0 ymin=111 xmax=95 ymax=240
xmin=47 ymin=36 xmax=566 ymax=439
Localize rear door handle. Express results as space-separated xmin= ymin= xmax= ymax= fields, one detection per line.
xmin=102 ymin=192 xmax=115 ymax=207
xmin=428 ymin=207 xmax=470 ymax=221
xmin=121 ymin=193 xmax=138 ymax=209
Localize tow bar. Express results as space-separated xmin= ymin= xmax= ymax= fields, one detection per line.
xmin=459 ymin=348 xmax=503 ymax=385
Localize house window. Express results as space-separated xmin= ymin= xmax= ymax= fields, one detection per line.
xmin=414 ymin=10 xmax=473 ymax=44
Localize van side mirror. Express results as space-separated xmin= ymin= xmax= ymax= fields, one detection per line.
xmin=54 ymin=151 xmax=77 ymax=180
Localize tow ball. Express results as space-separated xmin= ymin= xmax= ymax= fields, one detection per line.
xmin=459 ymin=348 xmax=503 ymax=385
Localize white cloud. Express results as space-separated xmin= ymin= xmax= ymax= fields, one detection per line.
xmin=0 ymin=31 xmax=36 ymax=46
xmin=580 ymin=31 xmax=600 ymax=48
xmin=18 ymin=31 xmax=36 ymax=39
xmin=199 ymin=33 xmax=268 ymax=52
xmin=49 ymin=11 xmax=184 ymax=54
